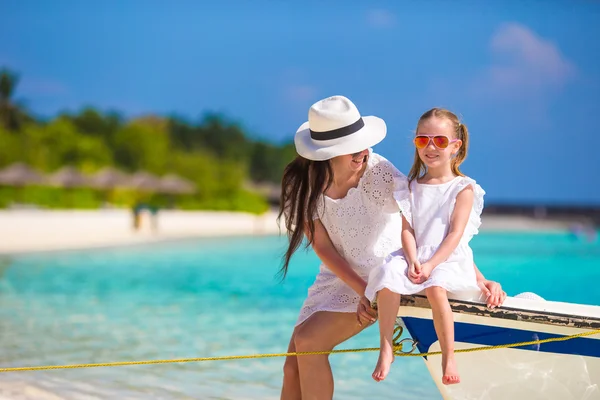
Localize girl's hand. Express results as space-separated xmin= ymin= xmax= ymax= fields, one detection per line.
xmin=408 ymin=260 xmax=422 ymax=284
xmin=418 ymin=262 xmax=433 ymax=283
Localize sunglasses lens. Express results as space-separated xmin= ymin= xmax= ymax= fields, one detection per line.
xmin=433 ymin=136 xmax=449 ymax=148
xmin=414 ymin=136 xmax=429 ymax=149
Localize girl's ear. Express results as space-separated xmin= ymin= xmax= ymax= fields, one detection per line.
xmin=451 ymin=139 xmax=463 ymax=155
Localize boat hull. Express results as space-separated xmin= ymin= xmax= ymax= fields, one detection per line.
xmin=398 ymin=294 xmax=600 ymax=400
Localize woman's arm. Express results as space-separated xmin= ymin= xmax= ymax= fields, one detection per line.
xmin=422 ymin=186 xmax=474 ymax=273
xmin=307 ymin=219 xmax=367 ymax=296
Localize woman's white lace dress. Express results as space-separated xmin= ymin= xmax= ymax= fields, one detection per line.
xmin=365 ymin=176 xmax=485 ymax=301
xmin=295 ymin=150 xmax=407 ymax=326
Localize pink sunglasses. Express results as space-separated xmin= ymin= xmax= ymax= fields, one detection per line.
xmin=414 ymin=135 xmax=459 ymax=149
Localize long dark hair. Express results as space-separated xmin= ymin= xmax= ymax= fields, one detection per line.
xmin=276 ymin=155 xmax=332 ymax=279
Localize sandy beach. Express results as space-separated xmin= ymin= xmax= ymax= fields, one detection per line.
xmin=0 ymin=209 xmax=578 ymax=255
xmin=0 ymin=209 xmax=282 ymax=255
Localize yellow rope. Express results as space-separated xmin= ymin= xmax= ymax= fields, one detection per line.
xmin=1 ymin=327 xmax=598 ymax=373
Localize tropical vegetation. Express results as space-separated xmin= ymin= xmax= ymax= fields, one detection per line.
xmin=0 ymin=67 xmax=295 ymax=213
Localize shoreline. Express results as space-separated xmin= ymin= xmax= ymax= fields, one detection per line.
xmin=0 ymin=209 xmax=587 ymax=256
xmin=0 ymin=209 xmax=282 ymax=256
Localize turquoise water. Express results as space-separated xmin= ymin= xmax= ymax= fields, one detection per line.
xmin=0 ymin=232 xmax=599 ymax=399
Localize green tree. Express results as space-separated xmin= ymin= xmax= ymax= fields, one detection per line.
xmin=169 ymin=150 xmax=247 ymax=197
xmin=63 ymin=107 xmax=123 ymax=145
xmin=168 ymin=117 xmax=201 ymax=152
xmin=169 ymin=150 xmax=221 ymax=198
xmin=0 ymin=68 xmax=29 ymax=131
xmin=113 ymin=116 xmax=171 ymax=173
xmin=0 ymin=66 xmax=298 ymax=212
xmin=197 ymin=113 xmax=252 ymax=160
xmin=0 ymin=127 xmax=22 ymax=167
xmin=24 ymin=118 xmax=112 ymax=172
xmin=249 ymin=141 xmax=295 ymax=183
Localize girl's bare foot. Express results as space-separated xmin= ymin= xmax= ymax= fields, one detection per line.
xmin=372 ymin=344 xmax=394 ymax=382
xmin=441 ymin=354 xmax=460 ymax=385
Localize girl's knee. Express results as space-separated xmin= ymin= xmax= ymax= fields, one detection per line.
xmin=425 ymin=286 xmax=447 ymax=299
xmin=377 ymin=288 xmax=401 ymax=303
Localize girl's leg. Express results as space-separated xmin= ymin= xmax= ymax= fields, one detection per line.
xmin=293 ymin=311 xmax=370 ymax=400
xmin=281 ymin=331 xmax=301 ymax=400
xmin=425 ymin=286 xmax=460 ymax=385
xmin=372 ymin=288 xmax=400 ymax=382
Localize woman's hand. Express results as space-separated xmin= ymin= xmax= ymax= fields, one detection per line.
xmin=356 ymin=296 xmax=377 ymax=326
xmin=478 ymin=279 xmax=507 ymax=309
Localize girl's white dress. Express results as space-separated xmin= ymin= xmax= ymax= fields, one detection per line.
xmin=365 ymin=175 xmax=485 ymax=302
xmin=295 ymin=150 xmax=407 ymax=326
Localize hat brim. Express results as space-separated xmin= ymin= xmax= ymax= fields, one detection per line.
xmin=294 ymin=116 xmax=387 ymax=161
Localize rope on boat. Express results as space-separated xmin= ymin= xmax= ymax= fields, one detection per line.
xmin=1 ymin=326 xmax=599 ymax=373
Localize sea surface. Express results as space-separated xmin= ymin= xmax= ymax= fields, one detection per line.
xmin=0 ymin=231 xmax=599 ymax=399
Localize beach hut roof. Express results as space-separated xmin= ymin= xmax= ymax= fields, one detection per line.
xmin=245 ymin=181 xmax=281 ymax=202
xmin=127 ymin=171 xmax=162 ymax=192
xmin=89 ymin=167 xmax=130 ymax=189
xmin=0 ymin=163 xmax=44 ymax=186
xmin=158 ymin=174 xmax=196 ymax=194
xmin=48 ymin=166 xmax=90 ymax=188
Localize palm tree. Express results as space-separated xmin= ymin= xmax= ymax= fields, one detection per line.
xmin=0 ymin=67 xmax=27 ymax=131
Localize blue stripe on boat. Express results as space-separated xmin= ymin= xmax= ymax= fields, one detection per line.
xmin=401 ymin=317 xmax=600 ymax=359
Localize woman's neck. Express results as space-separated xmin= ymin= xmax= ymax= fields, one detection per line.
xmin=327 ymin=165 xmax=366 ymax=199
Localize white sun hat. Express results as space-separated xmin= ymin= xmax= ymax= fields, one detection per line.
xmin=294 ymin=95 xmax=387 ymax=161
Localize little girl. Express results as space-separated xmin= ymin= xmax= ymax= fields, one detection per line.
xmin=365 ymin=108 xmax=485 ymax=384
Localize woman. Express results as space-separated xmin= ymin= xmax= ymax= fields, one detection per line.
xmin=278 ymin=95 xmax=505 ymax=400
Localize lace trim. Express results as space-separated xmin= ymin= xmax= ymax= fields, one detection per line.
xmin=451 ymin=177 xmax=486 ymax=235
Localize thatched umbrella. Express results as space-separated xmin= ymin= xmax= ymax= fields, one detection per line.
xmin=46 ymin=166 xmax=92 ymax=208
xmin=48 ymin=166 xmax=90 ymax=188
xmin=127 ymin=171 xmax=162 ymax=193
xmin=89 ymin=167 xmax=130 ymax=190
xmin=88 ymin=167 xmax=131 ymax=206
xmin=0 ymin=162 xmax=44 ymax=186
xmin=157 ymin=173 xmax=197 ymax=209
xmin=245 ymin=181 xmax=281 ymax=206
xmin=0 ymin=163 xmax=45 ymax=204
xmin=158 ymin=174 xmax=196 ymax=195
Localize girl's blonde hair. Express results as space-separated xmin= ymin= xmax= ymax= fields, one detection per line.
xmin=407 ymin=108 xmax=469 ymax=186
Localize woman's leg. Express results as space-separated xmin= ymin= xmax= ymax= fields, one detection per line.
xmin=293 ymin=311 xmax=370 ymax=400
xmin=281 ymin=330 xmax=302 ymax=400
xmin=372 ymin=288 xmax=400 ymax=382
xmin=425 ymin=286 xmax=460 ymax=385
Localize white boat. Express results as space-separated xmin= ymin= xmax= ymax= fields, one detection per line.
xmin=397 ymin=292 xmax=600 ymax=400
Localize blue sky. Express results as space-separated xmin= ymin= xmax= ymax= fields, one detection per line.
xmin=2 ymin=1 xmax=600 ymax=205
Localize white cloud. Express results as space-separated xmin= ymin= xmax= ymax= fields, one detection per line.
xmin=279 ymin=68 xmax=318 ymax=103
xmin=284 ymin=84 xmax=318 ymax=103
xmin=470 ymin=23 xmax=576 ymax=99
xmin=366 ymin=9 xmax=397 ymax=29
